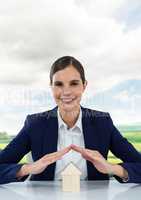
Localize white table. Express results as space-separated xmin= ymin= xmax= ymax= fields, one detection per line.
xmin=0 ymin=180 xmax=141 ymax=200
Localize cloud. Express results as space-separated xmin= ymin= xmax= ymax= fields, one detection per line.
xmin=113 ymin=90 xmax=130 ymax=102
xmin=75 ymin=0 xmax=124 ymax=18
xmin=115 ymin=0 xmax=141 ymax=29
xmin=0 ymin=0 xmax=141 ymax=134
xmin=0 ymin=0 xmax=140 ymax=91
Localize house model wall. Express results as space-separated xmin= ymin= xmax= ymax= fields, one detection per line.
xmin=61 ymin=162 xmax=82 ymax=192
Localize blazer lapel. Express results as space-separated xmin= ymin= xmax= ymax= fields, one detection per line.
xmin=82 ymin=107 xmax=100 ymax=150
xmin=42 ymin=107 xmax=58 ymax=180
xmin=81 ymin=107 xmax=101 ymax=180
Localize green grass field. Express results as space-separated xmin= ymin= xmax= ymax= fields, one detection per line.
xmin=108 ymin=131 xmax=141 ymax=163
xmin=0 ymin=131 xmax=141 ymax=164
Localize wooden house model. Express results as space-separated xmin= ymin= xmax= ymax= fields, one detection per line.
xmin=61 ymin=162 xmax=82 ymax=192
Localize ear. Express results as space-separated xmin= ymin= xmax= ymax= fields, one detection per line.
xmin=83 ymin=80 xmax=87 ymax=90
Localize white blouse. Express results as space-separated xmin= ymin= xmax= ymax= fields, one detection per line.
xmin=55 ymin=108 xmax=87 ymax=180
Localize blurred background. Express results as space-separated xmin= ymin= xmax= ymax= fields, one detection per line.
xmin=0 ymin=0 xmax=141 ymax=163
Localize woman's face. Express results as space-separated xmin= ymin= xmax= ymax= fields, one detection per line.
xmin=51 ymin=65 xmax=87 ymax=113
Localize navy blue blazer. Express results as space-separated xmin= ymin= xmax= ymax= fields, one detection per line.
xmin=0 ymin=106 xmax=141 ymax=184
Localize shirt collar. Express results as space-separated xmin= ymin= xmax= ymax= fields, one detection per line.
xmin=57 ymin=108 xmax=82 ymax=132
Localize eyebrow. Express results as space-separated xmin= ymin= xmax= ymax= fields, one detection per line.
xmin=54 ymin=80 xmax=81 ymax=84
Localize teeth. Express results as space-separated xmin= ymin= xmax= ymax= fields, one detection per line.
xmin=61 ymin=98 xmax=74 ymax=102
xmin=62 ymin=99 xmax=73 ymax=102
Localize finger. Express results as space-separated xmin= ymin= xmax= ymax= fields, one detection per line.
xmin=87 ymin=150 xmax=100 ymax=155
xmin=43 ymin=146 xmax=71 ymax=163
xmin=71 ymin=144 xmax=84 ymax=153
xmin=57 ymin=146 xmax=72 ymax=156
xmin=60 ymin=145 xmax=72 ymax=153
xmin=42 ymin=153 xmax=63 ymax=164
xmin=54 ymin=147 xmax=72 ymax=160
xmin=83 ymin=149 xmax=101 ymax=159
xmin=82 ymin=150 xmax=95 ymax=160
xmin=43 ymin=146 xmax=71 ymax=159
xmin=82 ymin=153 xmax=94 ymax=163
xmin=44 ymin=151 xmax=59 ymax=158
xmin=48 ymin=154 xmax=64 ymax=164
xmin=71 ymin=145 xmax=94 ymax=155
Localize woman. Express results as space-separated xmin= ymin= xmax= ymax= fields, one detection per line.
xmin=0 ymin=56 xmax=141 ymax=184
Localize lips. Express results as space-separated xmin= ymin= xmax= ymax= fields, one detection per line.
xmin=60 ymin=97 xmax=75 ymax=103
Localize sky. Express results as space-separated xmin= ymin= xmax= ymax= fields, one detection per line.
xmin=0 ymin=0 xmax=141 ymax=135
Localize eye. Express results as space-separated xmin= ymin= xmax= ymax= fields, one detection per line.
xmin=70 ymin=81 xmax=80 ymax=86
xmin=71 ymin=83 xmax=78 ymax=85
xmin=54 ymin=81 xmax=63 ymax=87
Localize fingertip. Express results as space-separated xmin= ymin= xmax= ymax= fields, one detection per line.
xmin=68 ymin=145 xmax=72 ymax=149
xmin=71 ymin=144 xmax=76 ymax=148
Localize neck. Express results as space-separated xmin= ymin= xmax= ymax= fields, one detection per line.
xmin=59 ymin=107 xmax=80 ymax=128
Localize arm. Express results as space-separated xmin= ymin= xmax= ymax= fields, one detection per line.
xmin=108 ymin=116 xmax=141 ymax=183
xmin=16 ymin=146 xmax=72 ymax=179
xmin=71 ymin=144 xmax=129 ymax=181
xmin=0 ymin=116 xmax=31 ymax=184
xmin=0 ymin=114 xmax=72 ymax=184
xmin=71 ymin=113 xmax=141 ymax=183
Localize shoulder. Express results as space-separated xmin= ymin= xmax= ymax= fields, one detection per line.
xmin=81 ymin=106 xmax=110 ymax=119
xmin=25 ymin=107 xmax=58 ymax=126
xmin=81 ymin=107 xmax=114 ymax=131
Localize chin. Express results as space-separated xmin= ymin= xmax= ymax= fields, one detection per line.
xmin=60 ymin=104 xmax=78 ymax=113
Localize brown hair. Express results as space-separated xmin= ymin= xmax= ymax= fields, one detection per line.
xmin=50 ymin=56 xmax=86 ymax=84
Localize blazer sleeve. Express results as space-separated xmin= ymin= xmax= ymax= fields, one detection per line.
xmin=108 ymin=115 xmax=141 ymax=183
xmin=0 ymin=116 xmax=31 ymax=184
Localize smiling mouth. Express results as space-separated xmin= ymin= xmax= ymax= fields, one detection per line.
xmin=60 ymin=98 xmax=75 ymax=103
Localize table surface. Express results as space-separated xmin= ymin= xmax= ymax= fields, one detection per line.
xmin=0 ymin=180 xmax=141 ymax=200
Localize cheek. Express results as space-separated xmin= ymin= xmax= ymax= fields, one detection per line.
xmin=52 ymin=89 xmax=61 ymax=99
xmin=75 ymin=88 xmax=84 ymax=97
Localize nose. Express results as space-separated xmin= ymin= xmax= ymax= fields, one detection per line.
xmin=62 ymin=86 xmax=72 ymax=96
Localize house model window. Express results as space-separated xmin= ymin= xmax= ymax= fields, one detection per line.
xmin=61 ymin=162 xmax=82 ymax=192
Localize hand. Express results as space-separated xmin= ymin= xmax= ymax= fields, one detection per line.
xmin=71 ymin=144 xmax=113 ymax=174
xmin=17 ymin=145 xmax=72 ymax=178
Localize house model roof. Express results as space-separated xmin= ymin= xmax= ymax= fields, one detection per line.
xmin=61 ymin=162 xmax=82 ymax=176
